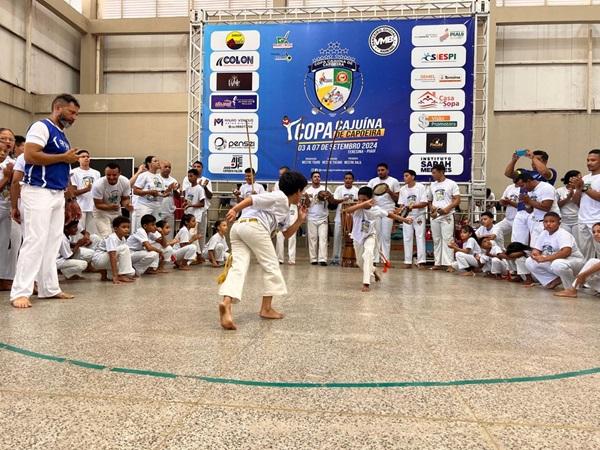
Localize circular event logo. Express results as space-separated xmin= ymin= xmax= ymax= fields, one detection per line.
xmin=226 ymin=31 xmax=245 ymax=50
xmin=369 ymin=26 xmax=400 ymax=56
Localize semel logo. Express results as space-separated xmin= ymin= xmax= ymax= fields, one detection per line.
xmin=369 ymin=25 xmax=400 ymax=56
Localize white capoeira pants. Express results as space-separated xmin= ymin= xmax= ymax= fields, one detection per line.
xmin=480 ymin=255 xmax=508 ymax=274
xmin=495 ymin=217 xmax=514 ymax=245
xmin=452 ymin=252 xmax=479 ymax=270
xmin=374 ymin=216 xmax=393 ymax=263
xmin=133 ymin=203 xmax=162 ymax=233
xmin=402 ymin=216 xmax=426 ymax=264
xmin=10 ymin=185 xmax=65 ymax=300
xmin=354 ymin=235 xmax=377 ymax=285
xmin=130 ymin=250 xmax=160 ymax=275
xmin=92 ymin=245 xmax=135 ymax=280
xmin=202 ymin=243 xmax=229 ymax=265
xmin=199 ymin=211 xmax=208 ymax=247
xmin=93 ymin=210 xmax=119 ymax=238
xmin=78 ymin=211 xmax=97 ymax=235
xmin=276 ymin=230 xmax=296 ymax=264
xmin=57 ymin=259 xmax=88 ymax=279
xmin=507 ymin=257 xmax=530 ymax=276
xmin=219 ymin=220 xmax=287 ymax=302
xmin=574 ymin=258 xmax=600 ymax=291
xmin=307 ymin=219 xmax=328 ymax=263
xmin=431 ymin=214 xmax=454 ymax=267
xmin=576 ymin=223 xmax=600 ymax=260
xmin=560 ymin=222 xmax=578 ymax=237
xmin=172 ymin=245 xmax=196 ymax=264
xmin=528 ymin=217 xmax=545 ymax=247
xmin=511 ymin=211 xmax=530 ymax=245
xmin=525 ymin=256 xmax=585 ymax=287
xmin=332 ymin=220 xmax=343 ymax=263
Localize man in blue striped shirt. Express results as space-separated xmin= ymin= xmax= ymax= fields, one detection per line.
xmin=10 ymin=94 xmax=80 ymax=308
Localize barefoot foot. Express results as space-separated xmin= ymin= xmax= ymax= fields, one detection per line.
xmin=555 ymin=288 xmax=577 ymax=298
xmin=48 ymin=292 xmax=75 ymax=299
xmin=259 ymin=307 xmax=285 ymax=320
xmin=11 ymin=297 xmax=32 ymax=308
xmin=219 ymin=303 xmax=237 ymax=330
xmin=361 ymin=284 xmax=370 ymax=292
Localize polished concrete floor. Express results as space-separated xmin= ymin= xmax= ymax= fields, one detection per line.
xmin=1 ymin=251 xmax=600 ymax=449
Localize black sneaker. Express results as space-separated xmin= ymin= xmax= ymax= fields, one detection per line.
xmin=311 ymin=262 xmax=318 ymax=265
xmin=319 ymin=262 xmax=328 ymax=267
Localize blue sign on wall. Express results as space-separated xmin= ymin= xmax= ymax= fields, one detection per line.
xmin=202 ymin=18 xmax=475 ymax=182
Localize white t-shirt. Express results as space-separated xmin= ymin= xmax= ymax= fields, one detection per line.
xmin=429 ymin=178 xmax=460 ymax=217
xmin=95 ymin=232 xmax=127 ymax=255
xmin=528 ymin=181 xmax=559 ymax=221
xmin=70 ymin=167 xmax=101 ymax=212
xmin=134 ymin=171 xmax=165 ymax=207
xmin=333 ymin=185 xmax=359 ymax=222
xmin=501 ymin=184 xmax=520 ymax=221
xmin=367 ymin=176 xmax=400 ymax=211
xmin=127 ymin=227 xmax=154 ymax=252
xmin=305 ymin=185 xmax=331 ymax=222
xmin=13 ymin=154 xmax=26 ymax=173
xmin=578 ymin=173 xmax=600 ymax=225
xmin=532 ymin=228 xmax=583 ymax=259
xmin=555 ymin=186 xmax=579 ymax=225
xmin=57 ymin=234 xmax=73 ymax=264
xmin=204 ymin=233 xmax=229 ymax=255
xmin=399 ymin=182 xmax=428 ymax=217
xmin=240 ymin=190 xmax=291 ymax=235
xmin=174 ymin=226 xmax=193 ymax=249
xmin=475 ymin=224 xmax=504 ymax=248
xmin=462 ymin=237 xmax=482 ymax=256
xmin=184 ymin=184 xmax=206 ymax=219
xmin=92 ymin=176 xmax=131 ymax=215
xmin=351 ymin=205 xmax=388 ymax=245
xmin=160 ymin=175 xmax=178 ymax=216
xmin=240 ymin=182 xmax=265 ymax=199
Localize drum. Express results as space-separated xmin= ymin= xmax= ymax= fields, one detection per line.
xmin=341 ymin=201 xmax=358 ymax=268
xmin=372 ymin=183 xmax=389 ymax=196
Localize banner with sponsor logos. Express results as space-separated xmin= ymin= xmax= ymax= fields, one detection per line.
xmin=202 ymin=18 xmax=474 ymax=182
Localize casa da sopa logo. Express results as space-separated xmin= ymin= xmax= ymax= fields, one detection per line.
xmin=304 ymin=42 xmax=363 ymax=116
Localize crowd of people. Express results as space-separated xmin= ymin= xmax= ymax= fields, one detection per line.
xmin=1 ymin=93 xmax=599 ymax=329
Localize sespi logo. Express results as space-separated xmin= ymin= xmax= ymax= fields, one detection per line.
xmin=369 ymin=25 xmax=400 ymax=56
xmin=411 ymin=47 xmax=466 ymax=68
xmin=422 ymin=52 xmax=457 ymax=62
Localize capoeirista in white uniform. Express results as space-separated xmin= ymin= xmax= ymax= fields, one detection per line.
xmin=10 ymin=96 xmax=80 ymax=308
xmin=366 ymin=172 xmax=400 ymax=263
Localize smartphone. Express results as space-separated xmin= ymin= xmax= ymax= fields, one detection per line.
xmin=515 ymin=149 xmax=528 ymax=157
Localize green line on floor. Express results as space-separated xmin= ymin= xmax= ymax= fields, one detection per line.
xmin=1 ymin=341 xmax=599 ymax=389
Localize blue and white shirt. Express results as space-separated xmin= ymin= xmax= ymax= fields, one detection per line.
xmin=23 ymin=119 xmax=71 ymax=191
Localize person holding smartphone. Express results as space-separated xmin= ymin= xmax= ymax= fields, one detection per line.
xmin=504 ymin=149 xmax=557 ymax=186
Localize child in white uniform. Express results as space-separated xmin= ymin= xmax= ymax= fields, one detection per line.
xmin=525 ymin=212 xmax=584 ymax=289
xmin=345 ymin=186 xmax=413 ymax=292
xmin=92 ymin=216 xmax=136 ymax=284
xmin=556 ymin=222 xmax=600 ymax=298
xmin=218 ymin=171 xmax=308 ymax=331
xmin=172 ymin=214 xmax=199 ymax=270
xmin=183 ymin=168 xmax=206 ymax=255
xmin=475 ymin=211 xmax=504 ymax=249
xmin=203 ymin=219 xmax=229 ymax=267
xmin=448 ymin=225 xmax=482 ymax=275
xmin=126 ymin=214 xmax=161 ymax=276
xmin=56 ymin=220 xmax=90 ymax=280
xmin=234 ymin=168 xmax=265 ymax=201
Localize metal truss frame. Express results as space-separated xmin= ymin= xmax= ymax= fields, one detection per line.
xmin=187 ymin=1 xmax=490 ymax=211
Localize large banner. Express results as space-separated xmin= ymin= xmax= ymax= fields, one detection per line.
xmin=202 ymin=18 xmax=475 ymax=182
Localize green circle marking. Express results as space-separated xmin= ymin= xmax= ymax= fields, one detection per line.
xmin=1 ymin=341 xmax=599 ymax=389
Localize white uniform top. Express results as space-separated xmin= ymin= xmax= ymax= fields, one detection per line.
xmin=14 ymin=154 xmax=25 ymax=173
xmin=399 ymin=182 xmax=428 ymax=217
xmin=475 ymin=224 xmax=504 ymax=248
xmin=240 ymin=182 xmax=265 ymax=199
xmin=305 ymin=185 xmax=330 ymax=222
xmin=528 ymin=181 xmax=559 ymax=221
xmin=174 ymin=226 xmax=192 ymax=249
xmin=184 ymin=184 xmax=206 ymax=218
xmin=351 ymin=205 xmax=388 ymax=245
xmin=532 ymin=228 xmax=583 ymax=259
xmin=70 ymin=167 xmax=101 ymax=212
xmin=126 ymin=228 xmax=158 ymax=252
xmin=160 ymin=175 xmax=178 ymax=216
xmin=429 ymin=178 xmax=460 ymax=217
xmin=57 ymin=234 xmax=73 ymax=264
xmin=578 ymin=173 xmax=600 ymax=225
xmin=92 ymin=176 xmax=131 ymax=213
xmin=95 ymin=232 xmax=127 ymax=255
xmin=367 ymin=176 xmax=400 ymax=212
xmin=462 ymin=237 xmax=482 ymax=256
xmin=555 ymin=186 xmax=579 ymax=225
xmin=501 ymin=184 xmax=520 ymax=221
xmin=134 ymin=171 xmax=165 ymax=208
xmin=240 ymin=190 xmax=291 ymax=235
xmin=333 ymin=185 xmax=359 ymax=222
xmin=204 ymin=233 xmax=229 ymax=254
xmin=182 ymin=176 xmax=212 ymax=211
